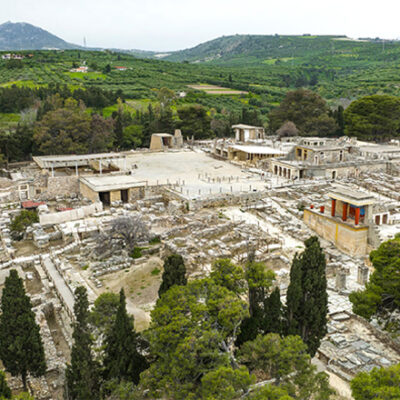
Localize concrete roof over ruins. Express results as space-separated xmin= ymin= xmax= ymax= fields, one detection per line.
xmin=328 ymin=187 xmax=375 ymax=206
xmin=80 ymin=175 xmax=146 ymax=192
xmin=231 ymin=145 xmax=286 ymax=155
xmin=231 ymin=124 xmax=264 ymax=130
xmin=33 ymin=153 xmax=127 ymax=169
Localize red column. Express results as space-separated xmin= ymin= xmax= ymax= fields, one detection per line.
xmin=331 ymin=199 xmax=336 ymax=217
xmin=342 ymin=202 xmax=348 ymax=222
xmin=355 ymin=207 xmax=360 ymax=225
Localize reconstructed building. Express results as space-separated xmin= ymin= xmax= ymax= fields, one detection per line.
xmin=232 ymin=124 xmax=265 ymax=142
xmin=80 ymin=175 xmax=146 ymax=205
xmin=304 ymin=187 xmax=376 ymax=256
xmin=150 ymin=130 xmax=184 ymax=151
xmin=271 ymin=138 xmax=387 ymax=180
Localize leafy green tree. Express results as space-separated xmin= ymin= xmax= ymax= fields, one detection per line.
xmin=210 ymin=258 xmax=246 ymax=295
xmin=0 ymin=270 xmax=46 ymax=390
xmin=10 ymin=210 xmax=39 ymax=240
xmin=88 ymin=113 xmax=115 ymax=153
xmin=0 ymin=370 xmax=12 ymax=399
xmin=269 ymin=89 xmax=337 ymax=136
xmin=103 ymin=289 xmax=148 ymax=385
xmin=177 ymin=105 xmax=211 ymax=139
xmin=157 ymin=87 xmax=175 ymax=108
xmin=286 ymin=237 xmax=328 ymax=357
xmin=33 ymin=98 xmax=91 ymax=154
xmin=142 ymin=278 xmax=249 ymax=399
xmin=122 ymin=125 xmax=143 ymax=149
xmin=239 ymin=334 xmax=334 ymax=400
xmin=351 ymin=363 xmax=400 ymax=400
xmin=344 ymin=95 xmax=400 ymax=141
xmin=247 ymin=384 xmax=294 ymax=400
xmin=89 ymin=292 xmax=119 ymax=336
xmin=200 ymin=366 xmax=254 ymax=400
xmin=349 ymin=236 xmax=400 ymax=321
xmin=158 ymin=254 xmax=187 ymax=297
xmin=66 ymin=286 xmax=99 ymax=400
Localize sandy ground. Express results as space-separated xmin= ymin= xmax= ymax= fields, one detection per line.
xmin=115 ymin=151 xmax=272 ymax=199
xmin=94 ymin=257 xmax=163 ymax=331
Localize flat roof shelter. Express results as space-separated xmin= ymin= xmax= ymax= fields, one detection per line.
xmin=228 ymin=145 xmax=285 ymax=164
xmin=33 ymin=153 xmax=128 ymax=176
xmin=329 ymin=187 xmax=375 ymax=226
xmin=80 ymin=175 xmax=147 ymax=206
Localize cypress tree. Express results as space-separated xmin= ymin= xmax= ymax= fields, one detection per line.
xmin=103 ymin=289 xmax=148 ymax=385
xmin=263 ymin=287 xmax=282 ymax=335
xmin=0 ymin=269 xmax=46 ymax=390
xmin=66 ymin=286 xmax=99 ymax=400
xmin=286 ymin=236 xmax=328 ymax=356
xmin=236 ymin=262 xmax=275 ymax=346
xmin=158 ymin=254 xmax=187 ymax=297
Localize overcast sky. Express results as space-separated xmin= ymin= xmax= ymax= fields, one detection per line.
xmin=2 ymin=0 xmax=400 ymax=51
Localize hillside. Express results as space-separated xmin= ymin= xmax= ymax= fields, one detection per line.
xmin=163 ymin=34 xmax=400 ymax=66
xmin=0 ymin=21 xmax=82 ymax=50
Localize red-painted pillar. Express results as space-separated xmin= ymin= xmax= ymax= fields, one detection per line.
xmin=331 ymin=199 xmax=336 ymax=217
xmin=355 ymin=207 xmax=360 ymax=225
xmin=342 ymin=202 xmax=348 ymax=222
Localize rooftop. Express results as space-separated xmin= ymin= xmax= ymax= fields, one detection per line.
xmin=328 ymin=187 xmax=375 ymax=206
xmin=231 ymin=145 xmax=286 ymax=155
xmin=80 ymin=175 xmax=147 ymax=192
xmin=151 ymin=133 xmax=173 ymax=137
xmin=33 ymin=152 xmax=126 ymax=169
xmin=232 ymin=124 xmax=264 ymax=130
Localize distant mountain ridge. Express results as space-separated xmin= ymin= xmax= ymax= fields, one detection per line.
xmin=162 ymin=34 xmax=349 ymax=63
xmin=0 ymin=21 xmax=82 ymax=50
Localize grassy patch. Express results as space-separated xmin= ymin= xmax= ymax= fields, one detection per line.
xmin=0 ymin=80 xmax=40 ymax=88
xmin=65 ymin=71 xmax=106 ymax=80
xmin=149 ymin=236 xmax=161 ymax=245
xmin=151 ymin=268 xmax=161 ymax=276
xmin=130 ymin=247 xmax=143 ymax=259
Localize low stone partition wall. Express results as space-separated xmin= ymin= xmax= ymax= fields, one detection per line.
xmin=40 ymin=202 xmax=103 ymax=225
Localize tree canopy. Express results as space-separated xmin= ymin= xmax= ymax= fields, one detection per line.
xmin=142 ymin=278 xmax=249 ymax=399
xmin=351 ymin=363 xmax=400 ymax=400
xmin=349 ymin=236 xmax=400 ymax=322
xmin=268 ymin=89 xmax=337 ymax=136
xmin=344 ymin=95 xmax=400 ymax=141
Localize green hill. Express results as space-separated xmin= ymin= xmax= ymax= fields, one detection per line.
xmin=163 ymin=34 xmax=400 ymax=67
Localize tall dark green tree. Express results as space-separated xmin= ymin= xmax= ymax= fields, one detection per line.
xmin=263 ymin=287 xmax=283 ymax=335
xmin=103 ymin=289 xmax=148 ymax=385
xmin=158 ymin=254 xmax=187 ymax=297
xmin=286 ymin=237 xmax=328 ymax=357
xmin=0 ymin=269 xmax=46 ymax=390
xmin=236 ymin=262 xmax=275 ymax=345
xmin=66 ymin=286 xmax=99 ymax=400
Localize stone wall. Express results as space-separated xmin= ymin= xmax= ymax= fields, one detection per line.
xmin=79 ymin=182 xmax=99 ymax=202
xmin=38 ymin=176 xmax=79 ymax=200
xmin=39 ymin=203 xmax=103 ymax=225
xmin=304 ymin=209 xmax=369 ymax=256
